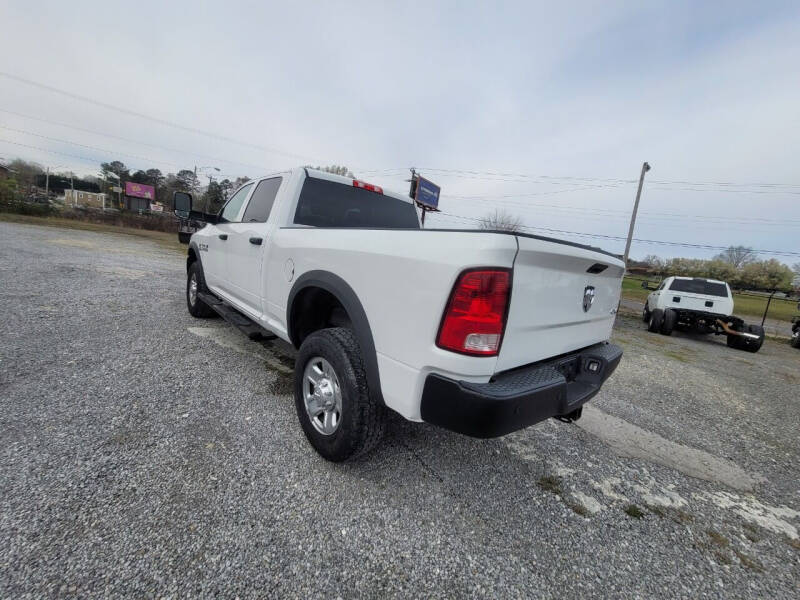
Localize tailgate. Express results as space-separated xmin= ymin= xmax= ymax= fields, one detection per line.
xmin=495 ymin=236 xmax=624 ymax=372
xmin=664 ymin=293 xmax=720 ymax=312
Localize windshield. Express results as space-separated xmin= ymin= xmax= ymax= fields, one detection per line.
xmin=294 ymin=176 xmax=420 ymax=229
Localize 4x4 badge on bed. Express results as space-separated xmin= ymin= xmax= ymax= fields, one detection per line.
xmin=583 ymin=286 xmax=595 ymax=312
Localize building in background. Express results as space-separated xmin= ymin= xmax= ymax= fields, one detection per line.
xmin=0 ymin=159 xmax=14 ymax=179
xmin=64 ymin=189 xmax=107 ymax=208
xmin=123 ymin=181 xmax=156 ymax=212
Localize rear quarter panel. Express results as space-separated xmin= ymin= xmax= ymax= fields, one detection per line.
xmin=265 ymin=228 xmax=519 ymax=418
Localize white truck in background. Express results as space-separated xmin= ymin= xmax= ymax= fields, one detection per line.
xmin=175 ymin=168 xmax=625 ymax=461
xmin=643 ymin=275 xmax=765 ymax=352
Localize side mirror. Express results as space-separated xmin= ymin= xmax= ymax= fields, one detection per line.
xmin=173 ymin=191 xmax=192 ymax=218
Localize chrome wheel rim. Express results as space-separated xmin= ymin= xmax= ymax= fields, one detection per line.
xmin=189 ymin=274 xmax=198 ymax=306
xmin=303 ymin=356 xmax=342 ymax=436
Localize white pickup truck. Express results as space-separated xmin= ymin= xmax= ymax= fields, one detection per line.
xmin=175 ymin=168 xmax=624 ymax=461
xmin=642 ymin=275 xmax=765 ymax=352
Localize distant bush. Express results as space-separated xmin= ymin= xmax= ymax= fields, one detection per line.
xmin=644 ymin=256 xmax=795 ymax=291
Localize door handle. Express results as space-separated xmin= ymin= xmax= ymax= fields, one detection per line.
xmin=249 ymin=237 xmax=263 ymax=245
xmin=218 ymin=234 xmax=228 ymax=240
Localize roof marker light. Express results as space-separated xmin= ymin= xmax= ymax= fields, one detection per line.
xmin=353 ymin=180 xmax=383 ymax=194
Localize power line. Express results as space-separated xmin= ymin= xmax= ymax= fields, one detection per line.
xmin=432 ymin=211 xmax=800 ymax=257
xmin=415 ymin=166 xmax=800 ymax=190
xmin=448 ymin=195 xmax=800 ymax=226
xmin=0 ymin=71 xmax=324 ymax=164
xmin=0 ymin=137 xmax=195 ymax=176
xmin=0 ymin=124 xmax=188 ymax=171
xmin=0 ymin=107 xmax=273 ymax=174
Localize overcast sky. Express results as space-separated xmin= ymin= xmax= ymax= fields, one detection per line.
xmin=1 ymin=0 xmax=798 ymax=261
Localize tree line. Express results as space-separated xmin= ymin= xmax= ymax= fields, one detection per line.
xmin=1 ymin=157 xmax=360 ymax=214
xmin=642 ymin=247 xmax=798 ymax=292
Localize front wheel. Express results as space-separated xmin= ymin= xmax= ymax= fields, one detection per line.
xmin=642 ymin=303 xmax=651 ymax=323
xmin=186 ymin=261 xmax=216 ymax=318
xmin=294 ymin=328 xmax=385 ymax=462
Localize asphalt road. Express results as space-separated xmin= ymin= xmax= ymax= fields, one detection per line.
xmin=1 ymin=222 xmax=798 ymax=599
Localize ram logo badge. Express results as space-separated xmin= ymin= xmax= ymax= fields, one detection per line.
xmin=583 ymin=286 xmax=595 ymax=312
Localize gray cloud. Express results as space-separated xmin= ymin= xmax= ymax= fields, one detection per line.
xmin=0 ymin=0 xmax=798 ymax=260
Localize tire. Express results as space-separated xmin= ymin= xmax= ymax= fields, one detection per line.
xmin=186 ymin=261 xmax=216 ymax=318
xmin=642 ymin=303 xmax=651 ymax=323
xmin=791 ymin=329 xmax=800 ymax=348
xmin=727 ymin=323 xmax=764 ymax=353
xmin=742 ymin=324 xmax=765 ymax=353
xmin=647 ymin=309 xmax=664 ymax=333
xmin=294 ymin=328 xmax=385 ymax=462
xmin=661 ymin=309 xmax=677 ymax=336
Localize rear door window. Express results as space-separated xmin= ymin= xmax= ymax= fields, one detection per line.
xmin=242 ymin=177 xmax=282 ymax=223
xmin=669 ymin=278 xmax=729 ymax=297
xmin=294 ymin=176 xmax=419 ymax=229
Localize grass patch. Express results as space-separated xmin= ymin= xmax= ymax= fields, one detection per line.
xmin=624 ymin=504 xmax=645 ymax=519
xmin=733 ymin=549 xmax=764 ymax=572
xmin=566 ymin=501 xmax=590 ymax=517
xmin=706 ymin=529 xmax=729 ymax=548
xmin=741 ymin=523 xmax=763 ymax=543
xmin=713 ymin=550 xmax=733 ymax=565
xmin=663 ymin=350 xmax=691 ymax=363
xmin=647 ymin=504 xmax=694 ymax=525
xmin=537 ymin=475 xmax=563 ymax=496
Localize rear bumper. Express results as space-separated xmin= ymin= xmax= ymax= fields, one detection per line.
xmin=420 ymin=342 xmax=622 ymax=438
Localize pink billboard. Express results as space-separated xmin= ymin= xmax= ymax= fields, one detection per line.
xmin=125 ymin=181 xmax=155 ymax=200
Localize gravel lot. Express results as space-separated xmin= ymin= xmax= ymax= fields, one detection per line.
xmin=1 ymin=221 xmax=798 ymax=599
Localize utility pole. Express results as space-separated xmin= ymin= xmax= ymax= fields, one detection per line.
xmin=623 ymin=162 xmax=651 ymax=266
xmin=44 ymin=166 xmax=50 ymax=199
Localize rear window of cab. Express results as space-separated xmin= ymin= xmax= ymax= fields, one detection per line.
xmin=669 ymin=278 xmax=729 ymax=297
xmin=294 ymin=177 xmax=420 ymax=229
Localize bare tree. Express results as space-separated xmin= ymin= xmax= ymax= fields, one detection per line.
xmin=305 ymin=165 xmax=355 ymax=178
xmin=478 ymin=208 xmax=523 ymax=232
xmin=793 ymin=262 xmax=800 ymax=275
xmin=713 ymin=245 xmax=756 ymax=269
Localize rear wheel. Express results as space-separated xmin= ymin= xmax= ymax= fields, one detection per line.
xmin=791 ymin=329 xmax=800 ymax=348
xmin=294 ymin=328 xmax=385 ymax=462
xmin=661 ymin=309 xmax=677 ymax=336
xmin=727 ymin=323 xmax=764 ymax=353
xmin=187 ymin=261 xmax=215 ymax=318
xmin=741 ymin=324 xmax=765 ymax=353
xmin=647 ymin=309 xmax=664 ymax=333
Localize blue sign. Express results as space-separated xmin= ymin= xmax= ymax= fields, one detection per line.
xmin=415 ymin=176 xmax=440 ymax=209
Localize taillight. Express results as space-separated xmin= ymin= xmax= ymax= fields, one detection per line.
xmin=353 ymin=180 xmax=383 ymax=194
xmin=436 ymin=269 xmax=511 ymax=356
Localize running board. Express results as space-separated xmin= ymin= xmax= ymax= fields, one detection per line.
xmin=198 ymin=291 xmax=277 ymax=341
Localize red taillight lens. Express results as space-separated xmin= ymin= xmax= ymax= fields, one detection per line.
xmin=353 ymin=180 xmax=383 ymax=194
xmin=436 ymin=269 xmax=511 ymax=356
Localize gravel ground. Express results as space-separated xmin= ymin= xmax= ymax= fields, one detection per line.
xmin=1 ymin=221 xmax=798 ymax=599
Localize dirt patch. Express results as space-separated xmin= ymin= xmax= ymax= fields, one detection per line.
xmin=577 ymin=406 xmax=765 ymax=491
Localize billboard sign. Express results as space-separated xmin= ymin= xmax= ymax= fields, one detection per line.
xmin=125 ymin=181 xmax=155 ymax=200
xmin=414 ymin=176 xmax=440 ymax=209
